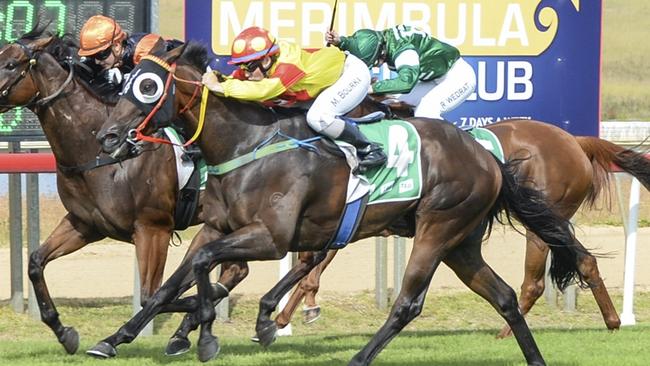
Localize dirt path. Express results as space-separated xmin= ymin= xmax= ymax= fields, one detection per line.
xmin=2 ymin=226 xmax=650 ymax=299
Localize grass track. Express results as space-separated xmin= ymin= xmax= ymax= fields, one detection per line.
xmin=2 ymin=291 xmax=650 ymax=365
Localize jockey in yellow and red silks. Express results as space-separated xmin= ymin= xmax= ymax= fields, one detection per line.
xmin=202 ymin=26 xmax=386 ymax=171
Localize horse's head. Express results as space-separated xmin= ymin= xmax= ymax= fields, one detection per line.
xmin=97 ymin=43 xmax=206 ymax=158
xmin=0 ymin=28 xmax=58 ymax=112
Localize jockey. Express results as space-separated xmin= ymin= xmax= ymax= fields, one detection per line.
xmin=201 ymin=26 xmax=387 ymax=172
xmin=326 ymin=25 xmax=476 ymax=120
xmin=77 ymin=15 xmax=182 ymax=91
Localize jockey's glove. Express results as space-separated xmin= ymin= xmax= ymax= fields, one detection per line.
xmin=105 ymin=67 xmax=123 ymax=85
xmin=202 ymin=71 xmax=224 ymax=94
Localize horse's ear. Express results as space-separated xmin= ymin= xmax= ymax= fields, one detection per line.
xmin=29 ymin=35 xmax=55 ymax=51
xmin=164 ymin=43 xmax=187 ymax=64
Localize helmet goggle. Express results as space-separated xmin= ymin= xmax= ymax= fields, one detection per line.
xmin=92 ymin=46 xmax=113 ymax=61
xmin=238 ymin=40 xmax=276 ymax=75
xmin=240 ymin=58 xmax=264 ymax=72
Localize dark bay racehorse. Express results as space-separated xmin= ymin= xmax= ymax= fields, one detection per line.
xmin=279 ymin=117 xmax=650 ymax=337
xmin=0 ymin=28 xmax=249 ymax=353
xmin=93 ymin=44 xmax=592 ymax=365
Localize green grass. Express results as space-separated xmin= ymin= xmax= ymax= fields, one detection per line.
xmin=2 ymin=291 xmax=650 ymax=365
xmin=600 ymin=0 xmax=650 ymax=120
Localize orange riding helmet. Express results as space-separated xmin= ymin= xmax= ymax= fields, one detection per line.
xmin=78 ymin=15 xmax=127 ymax=57
xmin=228 ymin=26 xmax=280 ymax=65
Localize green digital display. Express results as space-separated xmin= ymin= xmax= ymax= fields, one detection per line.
xmin=0 ymin=0 xmax=151 ymax=140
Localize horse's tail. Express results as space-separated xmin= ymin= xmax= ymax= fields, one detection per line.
xmin=489 ymin=158 xmax=588 ymax=291
xmin=576 ymin=136 xmax=650 ymax=206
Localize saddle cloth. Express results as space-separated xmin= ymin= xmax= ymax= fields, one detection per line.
xmin=337 ymin=119 xmax=423 ymax=206
xmin=163 ymin=128 xmax=207 ymax=190
xmin=467 ymin=127 xmax=505 ymax=163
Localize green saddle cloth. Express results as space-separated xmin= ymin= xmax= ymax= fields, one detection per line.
xmin=359 ymin=119 xmax=423 ymax=205
xmin=467 ymin=127 xmax=505 ymax=163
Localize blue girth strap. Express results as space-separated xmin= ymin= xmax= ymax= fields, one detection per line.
xmin=327 ymin=193 xmax=370 ymax=249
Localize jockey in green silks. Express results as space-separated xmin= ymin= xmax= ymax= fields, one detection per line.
xmin=326 ymin=25 xmax=476 ymax=120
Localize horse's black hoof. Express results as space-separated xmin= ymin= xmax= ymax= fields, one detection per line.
xmin=165 ymin=335 xmax=191 ymax=356
xmin=197 ymin=335 xmax=220 ymax=362
xmin=303 ymin=306 xmax=321 ymax=325
xmin=86 ymin=341 xmax=117 ymax=359
xmin=60 ymin=326 xmax=79 ymax=354
xmin=256 ymin=323 xmax=277 ymax=347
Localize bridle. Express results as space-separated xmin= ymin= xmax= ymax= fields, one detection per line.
xmin=0 ymin=39 xmax=75 ymax=109
xmin=126 ymin=55 xmax=207 ymax=148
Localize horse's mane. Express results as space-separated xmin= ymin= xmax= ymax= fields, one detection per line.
xmin=177 ymin=42 xmax=209 ymax=70
xmin=18 ymin=22 xmax=119 ymax=105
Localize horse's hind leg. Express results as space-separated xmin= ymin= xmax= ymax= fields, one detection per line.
xmin=349 ymin=221 xmax=461 ymax=366
xmin=498 ymin=230 xmax=620 ymax=338
xmin=445 ymin=230 xmax=546 ymax=366
xmin=28 ymin=214 xmax=104 ymax=354
xmin=275 ymin=249 xmax=338 ymax=328
xmin=497 ymin=231 xmax=548 ymax=338
xmin=572 ymin=237 xmax=620 ymax=329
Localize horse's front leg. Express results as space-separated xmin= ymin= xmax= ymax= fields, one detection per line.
xmin=28 ymin=214 xmax=104 ymax=354
xmin=192 ymin=222 xmax=291 ymax=362
xmin=165 ymin=260 xmax=249 ymax=356
xmin=87 ymin=224 xmax=223 ymax=358
xmin=255 ymin=249 xmax=328 ymax=346
xmin=132 ymin=221 xmax=173 ymax=303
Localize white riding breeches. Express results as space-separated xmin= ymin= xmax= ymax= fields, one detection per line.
xmin=396 ymin=57 xmax=476 ymax=119
xmin=306 ymin=54 xmax=371 ymax=138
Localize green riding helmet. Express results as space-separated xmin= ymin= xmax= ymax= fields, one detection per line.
xmin=338 ymin=29 xmax=384 ymax=67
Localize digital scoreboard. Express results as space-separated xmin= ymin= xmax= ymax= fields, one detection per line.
xmin=0 ymin=0 xmax=152 ymax=140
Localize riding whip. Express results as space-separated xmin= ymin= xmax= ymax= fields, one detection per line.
xmin=326 ymin=0 xmax=338 ymax=47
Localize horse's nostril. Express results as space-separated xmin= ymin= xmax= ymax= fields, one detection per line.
xmin=100 ymin=133 xmax=120 ymax=153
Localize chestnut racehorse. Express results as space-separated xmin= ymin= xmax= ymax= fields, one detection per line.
xmin=280 ymin=111 xmax=650 ymax=338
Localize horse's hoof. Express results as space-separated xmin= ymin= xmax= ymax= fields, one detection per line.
xmin=303 ymin=306 xmax=321 ymax=325
xmin=86 ymin=341 xmax=117 ymax=358
xmin=60 ymin=326 xmax=79 ymax=354
xmin=256 ymin=323 xmax=277 ymax=347
xmin=496 ymin=325 xmax=513 ymax=339
xmin=197 ymin=335 xmax=220 ymax=362
xmin=165 ymin=335 xmax=191 ymax=356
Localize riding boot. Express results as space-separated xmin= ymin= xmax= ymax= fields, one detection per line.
xmin=337 ymin=122 xmax=387 ymax=173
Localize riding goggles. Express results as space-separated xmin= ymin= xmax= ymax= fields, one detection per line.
xmin=92 ymin=47 xmax=113 ymax=61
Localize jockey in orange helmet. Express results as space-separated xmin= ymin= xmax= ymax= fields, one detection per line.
xmin=78 ymin=15 xmax=182 ymax=89
xmin=202 ymin=26 xmax=386 ymax=172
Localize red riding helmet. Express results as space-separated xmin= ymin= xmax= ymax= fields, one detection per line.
xmin=228 ymin=26 xmax=280 ymax=65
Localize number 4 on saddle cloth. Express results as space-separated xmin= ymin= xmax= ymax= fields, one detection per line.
xmin=328 ymin=117 xmax=505 ymax=249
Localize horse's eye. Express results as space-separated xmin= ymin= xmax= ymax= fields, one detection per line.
xmin=6 ymin=62 xmax=16 ymax=71
xmin=140 ymin=80 xmax=157 ymax=95
xmin=132 ymin=72 xmax=164 ymax=104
